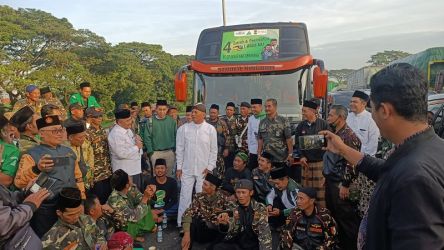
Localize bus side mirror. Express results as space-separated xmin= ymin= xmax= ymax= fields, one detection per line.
xmin=175 ymin=71 xmax=187 ymax=102
xmin=313 ymin=66 xmax=328 ymax=98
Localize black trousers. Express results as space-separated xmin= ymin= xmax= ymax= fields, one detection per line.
xmin=325 ymin=179 xmax=361 ymax=250
xmin=248 ymin=153 xmax=258 ymax=170
xmin=224 ymin=151 xmax=235 ymax=170
xmin=90 ymin=178 xmax=112 ymax=204
xmin=287 ymin=163 xmax=302 ymax=184
xmin=30 ymin=203 xmax=57 ymax=238
xmin=189 ymin=217 xmax=223 ymax=249
xmin=211 ymin=243 xmax=245 ymax=250
xmin=268 ymin=196 xmax=287 ymax=228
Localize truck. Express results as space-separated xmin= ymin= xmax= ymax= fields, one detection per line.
xmin=173 ymin=22 xmax=328 ymax=123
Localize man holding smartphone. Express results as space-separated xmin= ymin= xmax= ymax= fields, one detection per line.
xmin=14 ymin=115 xmax=86 ymax=237
xmin=294 ymin=100 xmax=329 ymax=208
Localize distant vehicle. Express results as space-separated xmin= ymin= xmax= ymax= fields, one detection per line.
xmin=327 ymin=89 xmax=371 ymax=109
xmin=428 ymin=93 xmax=444 ymax=114
xmin=173 ymin=22 xmax=329 ymax=123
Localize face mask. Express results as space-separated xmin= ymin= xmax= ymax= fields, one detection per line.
xmin=329 ymin=117 xmax=340 ymax=131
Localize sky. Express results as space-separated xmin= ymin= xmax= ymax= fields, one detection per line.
xmin=1 ymin=0 xmax=444 ymax=69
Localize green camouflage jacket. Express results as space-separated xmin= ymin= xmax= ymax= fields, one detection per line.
xmin=42 ymin=214 xmax=105 ymax=250
xmin=182 ymin=190 xmax=233 ymax=232
xmin=222 ymin=199 xmax=272 ymax=250
xmin=85 ymin=125 xmax=112 ymax=183
xmin=107 ymin=184 xmax=150 ymax=230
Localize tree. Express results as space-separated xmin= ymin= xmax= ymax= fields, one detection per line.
xmin=329 ymin=69 xmax=354 ymax=85
xmin=367 ymin=50 xmax=411 ymax=66
xmin=0 ymin=6 xmax=194 ymax=115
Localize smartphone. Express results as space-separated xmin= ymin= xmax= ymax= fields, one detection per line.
xmin=29 ymin=174 xmax=57 ymax=193
xmin=298 ymin=135 xmax=327 ymax=150
xmin=51 ymin=156 xmax=70 ymax=166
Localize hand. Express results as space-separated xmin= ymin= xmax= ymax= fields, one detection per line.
xmin=223 ymin=149 xmax=229 ymax=157
xmin=300 ymin=157 xmax=308 ymax=168
xmin=24 ymin=188 xmax=50 ymax=209
xmin=135 ymin=134 xmax=142 ymax=142
xmin=101 ymin=204 xmax=114 ymax=214
xmin=181 ymin=232 xmax=191 ymax=250
xmin=339 ymin=185 xmax=350 ymax=200
xmin=38 ymin=155 xmax=54 ymax=172
xmin=25 ymin=177 xmax=37 ymax=191
xmin=64 ymin=242 xmax=79 ymax=250
xmin=217 ymin=212 xmax=230 ymax=225
xmin=319 ymin=130 xmax=347 ymax=155
xmin=144 ymin=185 xmax=156 ymax=198
xmin=202 ymin=168 xmax=209 ymax=176
xmin=152 ymin=209 xmax=164 ymax=215
xmin=135 ymin=138 xmax=143 ymax=149
xmin=269 ymin=208 xmax=280 ymax=217
xmin=287 ymin=154 xmax=294 ymax=165
xmin=176 ymin=170 xmax=182 ymax=180
xmin=267 ymin=205 xmax=273 ymax=213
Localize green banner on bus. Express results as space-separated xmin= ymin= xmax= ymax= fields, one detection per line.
xmin=220 ymin=29 xmax=279 ymax=62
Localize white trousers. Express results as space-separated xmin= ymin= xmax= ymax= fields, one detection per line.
xmin=177 ymin=172 xmax=204 ymax=226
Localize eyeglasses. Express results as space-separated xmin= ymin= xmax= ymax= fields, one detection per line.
xmin=40 ymin=128 xmax=65 ymax=135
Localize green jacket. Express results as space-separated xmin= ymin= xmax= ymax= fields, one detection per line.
xmin=142 ymin=116 xmax=176 ymax=154
xmin=42 ymin=214 xmax=106 ymax=249
xmin=69 ymin=93 xmax=101 ymax=108
xmin=0 ymin=139 xmax=20 ymax=180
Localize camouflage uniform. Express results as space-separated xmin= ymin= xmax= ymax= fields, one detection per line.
xmin=42 ymin=214 xmax=106 ymax=250
xmin=107 ymin=184 xmax=153 ymax=232
xmin=12 ymin=99 xmax=44 ymax=114
xmin=70 ymin=141 xmax=95 ymax=190
xmin=258 ymin=115 xmax=292 ymax=162
xmin=251 ymin=167 xmax=272 ymax=204
xmin=222 ymin=115 xmax=238 ymax=169
xmin=222 ymin=115 xmax=238 ymax=153
xmin=182 ymin=190 xmax=232 ymax=232
xmin=96 ymin=211 xmax=116 ymax=240
xmin=281 ymin=207 xmax=338 ymax=250
xmin=207 ymin=118 xmax=229 ymax=178
xmin=219 ymin=199 xmax=272 ymax=250
xmin=17 ymin=134 xmax=40 ymax=156
xmin=235 ymin=115 xmax=249 ymax=153
xmin=44 ymin=97 xmax=67 ymax=120
xmin=85 ymin=126 xmax=112 ymax=183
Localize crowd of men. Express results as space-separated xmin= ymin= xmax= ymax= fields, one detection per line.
xmin=0 ymin=62 xmax=444 ymax=250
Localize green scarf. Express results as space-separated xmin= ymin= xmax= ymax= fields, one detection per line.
xmin=254 ymin=111 xmax=266 ymax=120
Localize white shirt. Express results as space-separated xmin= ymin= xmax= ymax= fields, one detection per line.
xmin=247 ymin=114 xmax=261 ymax=154
xmin=347 ymin=110 xmax=380 ymax=156
xmin=176 ymin=121 xmax=217 ymax=176
xmin=266 ymin=188 xmax=295 ymax=209
xmin=107 ymin=124 xmax=142 ymax=176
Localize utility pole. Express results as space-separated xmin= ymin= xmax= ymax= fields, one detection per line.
xmin=222 ymin=0 xmax=227 ymax=26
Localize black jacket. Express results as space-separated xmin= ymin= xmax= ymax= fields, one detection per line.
xmin=358 ymin=128 xmax=444 ymax=250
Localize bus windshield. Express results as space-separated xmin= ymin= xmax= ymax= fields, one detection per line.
xmin=194 ymin=70 xmax=305 ymax=119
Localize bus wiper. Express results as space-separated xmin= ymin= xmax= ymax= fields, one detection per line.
xmin=298 ymin=68 xmax=308 ymax=105
xmin=196 ymin=72 xmax=207 ymax=103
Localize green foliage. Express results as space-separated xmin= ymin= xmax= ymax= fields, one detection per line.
xmin=367 ymin=50 xmax=411 ymax=66
xmin=0 ymin=5 xmax=194 ymax=115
